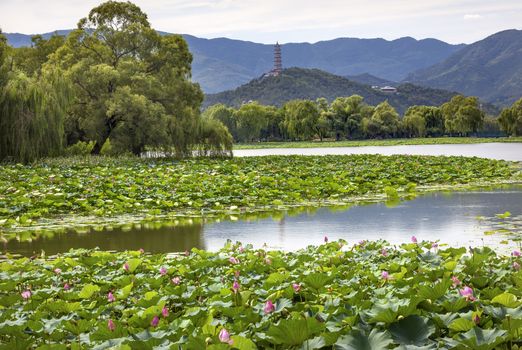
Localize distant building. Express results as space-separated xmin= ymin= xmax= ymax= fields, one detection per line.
xmin=380 ymin=86 xmax=397 ymax=93
xmin=264 ymin=42 xmax=283 ymax=77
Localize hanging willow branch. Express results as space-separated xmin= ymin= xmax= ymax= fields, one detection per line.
xmin=0 ymin=66 xmax=71 ymax=163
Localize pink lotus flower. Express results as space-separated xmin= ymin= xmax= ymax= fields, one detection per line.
xmin=229 ymin=257 xmax=240 ymax=264
xmin=513 ymin=250 xmax=521 ymax=257
xmin=473 ymin=314 xmax=480 ymax=325
xmin=184 ymin=250 xmax=190 ymax=256
xmin=411 ymin=236 xmax=418 ymax=243
xmin=53 ymin=268 xmax=61 ymax=274
xmin=232 ymin=280 xmax=240 ymax=293
xmin=238 ymin=246 xmax=245 ymax=253
xmin=123 ymin=262 xmax=130 ymax=271
xmin=219 ymin=328 xmax=233 ymax=345
xmin=21 ymin=290 xmax=31 ymax=300
xmin=292 ymin=283 xmax=301 ymax=293
xmin=108 ymin=319 xmax=115 ymax=332
xmin=264 ymin=300 xmax=275 ymax=314
xmin=139 ymin=248 xmax=145 ymax=254
xmin=381 ymin=271 xmax=390 ymax=280
xmin=162 ymin=306 xmax=169 ymax=318
xmin=151 ymin=315 xmax=159 ymax=327
xmin=451 ymin=276 xmax=461 ymax=287
xmin=159 ymin=267 xmax=167 ymax=275
xmin=171 ymin=277 xmax=181 ymax=285
xmin=234 ymin=270 xmax=240 ymax=278
xmin=264 ymin=258 xmax=272 ymax=265
xmin=64 ymin=283 xmax=70 ymax=291
xmin=431 ymin=242 xmax=438 ymax=250
xmin=514 ymin=262 xmax=521 ymax=271
xmin=459 ymin=286 xmax=475 ymax=301
xmin=381 ymin=248 xmax=388 ymax=257
xmin=324 ymin=236 xmax=328 ymax=243
xmin=107 ymin=292 xmax=115 ymax=302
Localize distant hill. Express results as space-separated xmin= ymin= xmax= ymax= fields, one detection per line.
xmin=203 ymin=68 xmax=472 ymax=114
xmin=406 ymin=29 xmax=522 ymax=106
xmin=344 ymin=73 xmax=397 ymax=87
xmin=5 ymin=30 xmax=463 ymax=93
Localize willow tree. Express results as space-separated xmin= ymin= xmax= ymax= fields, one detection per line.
xmin=0 ymin=33 xmax=70 ymax=162
xmin=49 ymin=1 xmax=206 ymax=156
xmin=498 ymin=98 xmax=522 ymax=136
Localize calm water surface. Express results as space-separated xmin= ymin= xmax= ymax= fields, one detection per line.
xmin=234 ymin=143 xmax=522 ymax=161
xmin=5 ymin=187 xmax=521 ymax=256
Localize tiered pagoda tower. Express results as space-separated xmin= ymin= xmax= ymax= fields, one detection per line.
xmin=273 ymin=42 xmax=282 ymax=76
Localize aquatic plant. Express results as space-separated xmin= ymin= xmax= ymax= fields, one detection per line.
xmin=0 ymin=240 xmax=520 ymax=348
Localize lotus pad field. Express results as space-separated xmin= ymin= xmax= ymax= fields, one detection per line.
xmin=0 ymin=240 xmax=521 ymax=349
xmin=0 ymin=155 xmax=520 ymax=229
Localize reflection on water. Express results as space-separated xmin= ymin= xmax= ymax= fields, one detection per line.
xmin=4 ymin=224 xmax=204 ymax=256
xmin=3 ymin=187 xmax=522 ymax=256
xmin=233 ymin=143 xmax=522 ymax=161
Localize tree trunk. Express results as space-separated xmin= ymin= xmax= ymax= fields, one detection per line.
xmin=91 ymin=138 xmax=106 ymax=155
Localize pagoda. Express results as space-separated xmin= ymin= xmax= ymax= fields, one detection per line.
xmin=265 ymin=42 xmax=282 ymax=77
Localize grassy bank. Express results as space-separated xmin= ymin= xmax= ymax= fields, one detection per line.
xmin=1 ymin=240 xmax=521 ymax=348
xmin=1 ymin=155 xmax=520 ymax=230
xmin=233 ymin=137 xmax=522 ymax=149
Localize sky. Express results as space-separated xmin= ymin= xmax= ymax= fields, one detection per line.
xmin=0 ymin=0 xmax=521 ymax=44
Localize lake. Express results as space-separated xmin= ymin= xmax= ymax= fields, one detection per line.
xmin=233 ymin=143 xmax=522 ymax=161
xmin=5 ymin=186 xmax=521 ymax=256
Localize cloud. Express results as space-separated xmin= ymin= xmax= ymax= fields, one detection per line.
xmin=0 ymin=0 xmax=520 ymax=44
xmin=463 ymin=14 xmax=483 ymax=20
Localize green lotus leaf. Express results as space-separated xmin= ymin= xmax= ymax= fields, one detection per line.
xmin=389 ymin=315 xmax=435 ymax=346
xmin=335 ymin=329 xmax=393 ymax=350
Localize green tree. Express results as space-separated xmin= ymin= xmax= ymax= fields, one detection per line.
xmin=49 ymin=1 xmax=204 ymax=156
xmin=196 ymin=115 xmax=233 ymax=157
xmin=282 ymin=99 xmax=320 ymax=141
xmin=234 ymin=102 xmax=269 ymax=142
xmin=498 ymin=98 xmax=522 ymax=136
xmin=362 ymin=101 xmax=399 ymax=138
xmin=203 ymin=104 xmax=237 ymax=140
xmin=0 ymin=31 xmax=71 ymax=162
xmin=441 ymin=95 xmax=484 ymax=136
xmin=405 ymin=105 xmax=444 ymax=136
xmin=329 ymin=95 xmax=370 ymax=140
xmin=402 ymin=112 xmax=426 ymax=138
xmin=12 ymin=34 xmax=65 ymax=76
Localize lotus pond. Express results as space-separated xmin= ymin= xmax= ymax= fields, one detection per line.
xmin=1 ymin=155 xmax=520 ymax=231
xmin=1 ymin=241 xmax=521 ymax=349
xmin=1 ymin=155 xmax=522 ymax=349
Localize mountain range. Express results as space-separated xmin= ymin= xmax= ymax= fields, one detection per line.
xmin=406 ymin=29 xmax=522 ymax=106
xmin=4 ymin=29 xmax=522 ymax=106
xmin=5 ymin=30 xmax=462 ymax=93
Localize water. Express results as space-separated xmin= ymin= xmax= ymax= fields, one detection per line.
xmin=4 ymin=187 xmax=521 ymax=256
xmin=233 ymin=143 xmax=522 ymax=161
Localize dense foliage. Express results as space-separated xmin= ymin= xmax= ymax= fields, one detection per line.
xmin=0 ymin=2 xmax=232 ymax=162
xmin=1 ymin=240 xmax=521 ymax=349
xmin=0 ymin=155 xmax=518 ymax=230
xmin=205 ymin=93 xmax=496 ymax=142
xmin=499 ymin=98 xmax=522 ymax=136
xmin=0 ymin=31 xmax=70 ymax=163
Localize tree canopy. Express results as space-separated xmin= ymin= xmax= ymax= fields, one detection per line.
xmin=1 ymin=1 xmax=232 ymax=161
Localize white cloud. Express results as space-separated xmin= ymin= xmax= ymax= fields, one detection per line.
xmin=463 ymin=14 xmax=483 ymax=20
